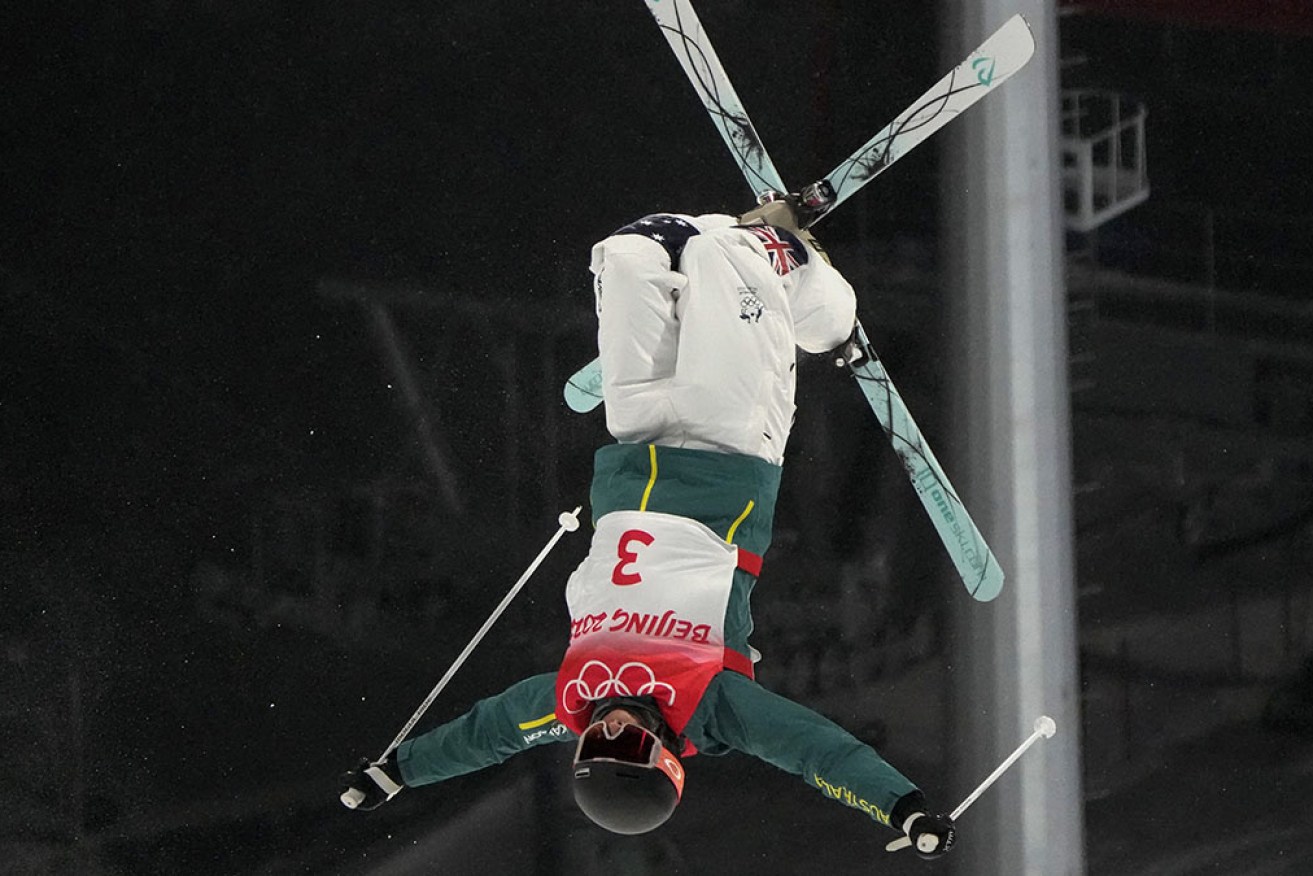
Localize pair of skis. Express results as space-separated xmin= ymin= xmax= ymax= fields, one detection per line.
xmin=566 ymin=0 xmax=1035 ymax=602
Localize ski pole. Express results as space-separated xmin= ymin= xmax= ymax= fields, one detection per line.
xmin=341 ymin=507 xmax=582 ymax=810
xmin=886 ymin=715 xmax=1058 ymax=853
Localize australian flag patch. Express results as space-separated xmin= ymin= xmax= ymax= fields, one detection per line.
xmin=612 ymin=214 xmax=701 ymax=268
xmin=744 ymin=225 xmax=809 ymax=276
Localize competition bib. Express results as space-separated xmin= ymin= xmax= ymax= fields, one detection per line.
xmin=556 ymin=511 xmax=739 ymax=734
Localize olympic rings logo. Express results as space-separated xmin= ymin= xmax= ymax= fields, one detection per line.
xmin=561 ymin=660 xmax=677 ymax=714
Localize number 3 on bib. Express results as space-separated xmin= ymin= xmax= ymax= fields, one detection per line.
xmin=612 ymin=529 xmax=655 ymax=586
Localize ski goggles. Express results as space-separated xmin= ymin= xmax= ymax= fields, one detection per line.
xmin=575 ymin=721 xmax=686 ymax=797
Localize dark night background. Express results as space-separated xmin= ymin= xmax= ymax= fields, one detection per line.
xmin=4 ymin=2 xmax=1313 ymax=874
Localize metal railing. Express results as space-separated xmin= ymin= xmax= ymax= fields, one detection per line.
xmin=1062 ymin=88 xmax=1151 ymax=232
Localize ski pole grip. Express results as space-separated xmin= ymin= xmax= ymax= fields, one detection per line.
xmin=884 ymin=829 xmax=939 ymax=853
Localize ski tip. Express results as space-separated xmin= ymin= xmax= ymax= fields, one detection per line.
xmin=998 ymin=13 xmax=1036 ymax=59
xmin=999 ymin=12 xmax=1034 ymax=36
xmin=1004 ymin=12 xmax=1033 ymax=31
xmin=967 ymin=14 xmax=1035 ymax=91
xmin=563 ymin=381 xmax=604 ymax=414
xmin=968 ymin=567 xmax=1005 ymax=603
xmin=564 ymin=358 xmax=605 ymax=413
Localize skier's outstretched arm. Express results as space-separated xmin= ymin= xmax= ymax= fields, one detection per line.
xmin=686 ymin=670 xmax=955 ymax=858
xmin=341 ymin=673 xmax=573 ymax=810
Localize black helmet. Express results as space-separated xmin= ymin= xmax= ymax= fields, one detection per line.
xmin=572 ymin=702 xmax=685 ymax=835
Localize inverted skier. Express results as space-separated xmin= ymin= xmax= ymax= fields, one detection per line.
xmin=341 ymin=198 xmax=957 ymax=858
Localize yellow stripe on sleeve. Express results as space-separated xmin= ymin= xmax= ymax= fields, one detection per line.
xmin=725 ymin=499 xmax=755 ymax=544
xmin=517 ymin=712 xmax=558 ymax=731
xmin=639 ymin=444 xmax=658 ymax=511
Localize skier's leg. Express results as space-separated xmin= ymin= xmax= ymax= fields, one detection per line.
xmin=590 ymin=230 xmax=687 ymax=445
xmin=671 ymin=227 xmax=797 ymax=464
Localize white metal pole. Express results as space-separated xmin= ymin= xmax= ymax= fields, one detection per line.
xmin=940 ymin=0 xmax=1086 ymax=872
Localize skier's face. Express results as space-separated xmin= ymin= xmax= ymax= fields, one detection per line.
xmin=595 ymin=707 xmax=643 ymax=737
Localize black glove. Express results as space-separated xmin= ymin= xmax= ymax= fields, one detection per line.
xmin=830 ymin=323 xmax=868 ymax=369
xmin=891 ymin=790 xmax=957 ymax=859
xmin=339 ymin=757 xmax=404 ymax=811
xmin=904 ymin=811 xmax=956 ymax=859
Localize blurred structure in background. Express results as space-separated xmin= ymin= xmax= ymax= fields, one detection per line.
xmin=941 ymin=1 xmax=1082 ymax=873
